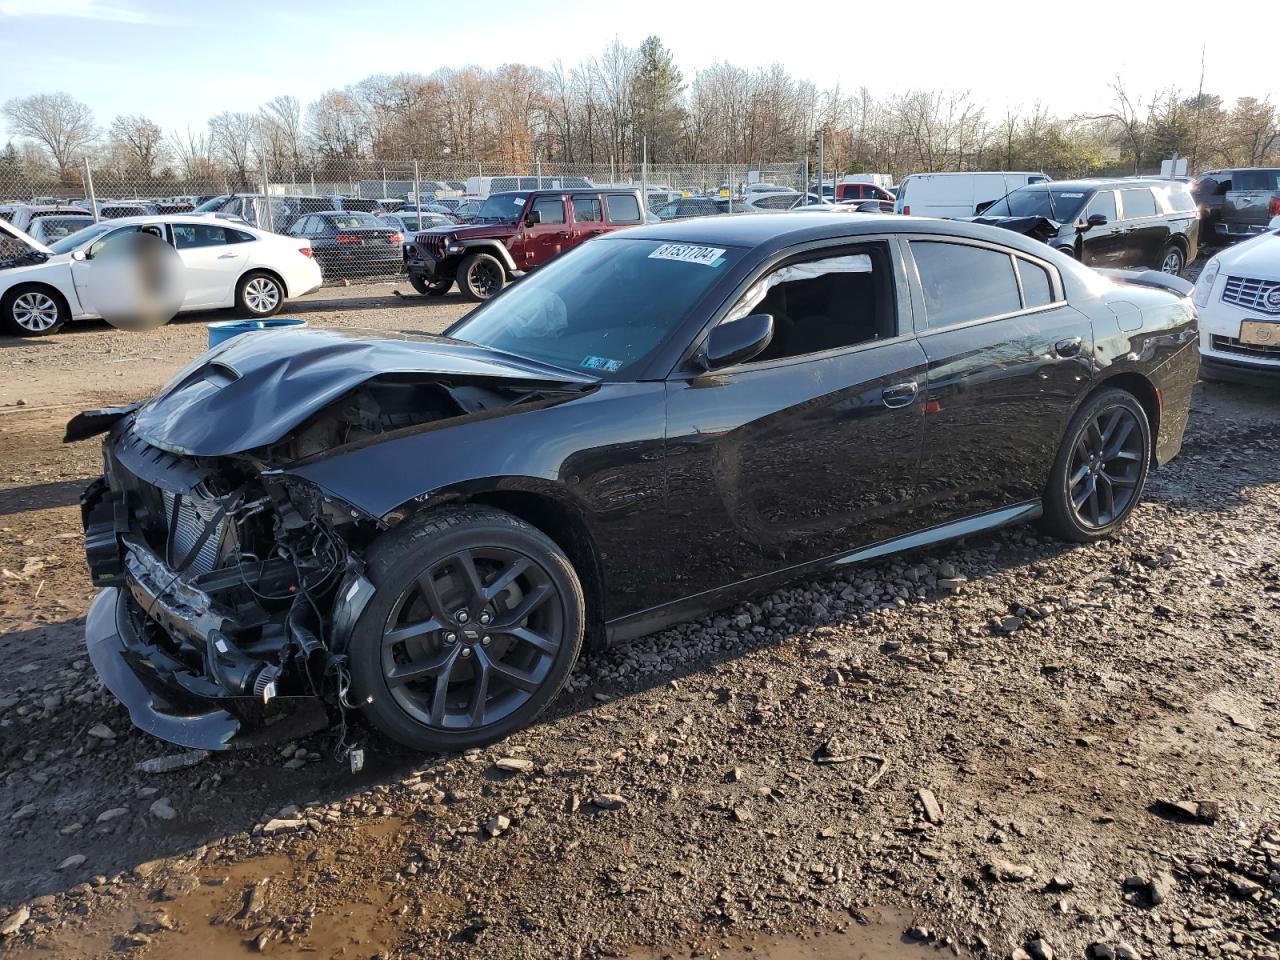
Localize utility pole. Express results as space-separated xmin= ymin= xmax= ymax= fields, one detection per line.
xmin=817 ymin=130 xmax=825 ymax=203
xmin=641 ymin=137 xmax=648 ymax=216
xmin=82 ymin=157 xmax=99 ymax=223
xmin=413 ymin=160 xmax=422 ymax=234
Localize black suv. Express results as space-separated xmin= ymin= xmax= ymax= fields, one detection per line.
xmin=978 ymin=178 xmax=1200 ymax=275
xmin=1193 ymin=168 xmax=1280 ymax=242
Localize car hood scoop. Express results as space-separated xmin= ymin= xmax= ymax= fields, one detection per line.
xmin=129 ymin=327 xmax=595 ymax=457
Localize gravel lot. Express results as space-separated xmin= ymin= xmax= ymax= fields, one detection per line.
xmin=0 ymin=277 xmax=1276 ymax=960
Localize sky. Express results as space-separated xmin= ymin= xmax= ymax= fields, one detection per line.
xmin=0 ymin=0 xmax=1276 ymax=142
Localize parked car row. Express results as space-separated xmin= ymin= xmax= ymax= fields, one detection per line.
xmin=0 ymin=214 xmax=321 ymax=336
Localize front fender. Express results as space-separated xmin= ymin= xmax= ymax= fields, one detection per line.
xmin=458 ymin=239 xmax=518 ymax=273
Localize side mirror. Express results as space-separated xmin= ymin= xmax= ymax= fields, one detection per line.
xmin=974 ymin=200 xmax=994 ymax=214
xmin=704 ymin=313 xmax=774 ymax=370
xmin=71 ymin=249 xmax=87 ymax=262
xmin=525 ymin=209 xmax=542 ymax=226
xmin=1080 ymin=213 xmax=1108 ymax=231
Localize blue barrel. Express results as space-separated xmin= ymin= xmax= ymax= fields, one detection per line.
xmin=207 ymin=317 xmax=307 ymax=349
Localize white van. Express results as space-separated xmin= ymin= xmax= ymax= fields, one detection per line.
xmin=894 ymin=171 xmax=1051 ymax=218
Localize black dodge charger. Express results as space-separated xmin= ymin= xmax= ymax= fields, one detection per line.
xmin=69 ymin=213 xmax=1199 ymax=753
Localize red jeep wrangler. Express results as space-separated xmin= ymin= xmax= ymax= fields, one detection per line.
xmin=403 ymin=187 xmax=647 ymax=301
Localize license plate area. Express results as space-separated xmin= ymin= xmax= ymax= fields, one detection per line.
xmin=1239 ymin=320 xmax=1280 ymax=346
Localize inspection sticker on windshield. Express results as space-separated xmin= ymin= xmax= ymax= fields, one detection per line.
xmin=581 ymin=355 xmax=623 ymax=372
xmin=649 ymin=243 xmax=726 ymax=267
xmin=1059 ymin=192 xmax=1085 ymax=198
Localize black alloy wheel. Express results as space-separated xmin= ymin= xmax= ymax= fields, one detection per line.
xmin=459 ymin=253 xmax=505 ymax=301
xmin=348 ymin=507 xmax=584 ymax=751
xmin=382 ymin=545 xmax=563 ymax=730
xmin=1042 ymin=388 xmax=1151 ymax=543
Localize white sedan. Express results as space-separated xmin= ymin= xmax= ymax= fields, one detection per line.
xmin=1194 ymin=215 xmax=1280 ymax=383
xmin=0 ymin=215 xmax=322 ymax=337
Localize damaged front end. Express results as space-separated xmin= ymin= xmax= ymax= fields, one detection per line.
xmin=71 ymin=328 xmax=594 ymax=751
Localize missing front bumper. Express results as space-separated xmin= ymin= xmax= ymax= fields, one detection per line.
xmin=85 ymin=588 xmax=329 ymax=751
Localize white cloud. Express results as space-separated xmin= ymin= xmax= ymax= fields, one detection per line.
xmin=0 ymin=0 xmax=149 ymax=22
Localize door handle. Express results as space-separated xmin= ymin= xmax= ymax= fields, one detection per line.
xmin=1054 ymin=337 xmax=1083 ymax=358
xmin=217 ymin=253 xmax=238 ymax=259
xmin=557 ymin=231 xmax=572 ymax=238
xmin=881 ymin=381 xmax=918 ymax=408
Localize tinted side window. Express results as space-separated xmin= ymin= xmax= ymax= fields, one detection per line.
xmin=1087 ymin=190 xmax=1118 ymax=222
xmin=912 ymin=241 xmax=1021 ymax=328
xmin=1119 ymin=189 xmax=1157 ymax=219
xmin=571 ymin=196 xmax=603 ymax=223
xmin=172 ymin=224 xmax=231 ymax=249
xmin=228 ymin=229 xmax=256 ymax=244
xmin=1166 ymin=187 xmax=1196 ymax=213
xmin=605 ymin=193 xmax=642 ymax=224
xmin=530 ymin=197 xmax=566 ymax=224
xmin=1016 ymin=258 xmax=1054 ymax=309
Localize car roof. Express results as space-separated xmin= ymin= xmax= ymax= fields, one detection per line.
xmin=82 ymin=214 xmax=262 ymax=229
xmin=611 ymin=211 xmax=1057 ymax=257
xmin=488 ymin=188 xmax=639 ymax=199
xmin=1015 ymin=178 xmax=1176 ymax=191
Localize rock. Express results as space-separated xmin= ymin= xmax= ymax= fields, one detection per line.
xmin=157 ymin=875 xmax=199 ymax=900
xmin=1027 ymin=939 xmax=1055 ymax=960
xmin=261 ymin=818 xmax=304 ymax=834
xmin=591 ymin=793 xmax=626 ymax=810
xmin=132 ymin=911 xmax=174 ymax=934
xmin=1152 ymin=798 xmax=1219 ymax=824
xmin=57 ymin=854 xmax=86 ymax=871
xmin=985 ymin=858 xmax=1035 ymax=883
xmin=492 ymin=757 xmax=534 ymax=774
xmin=238 ymin=880 xmax=270 ymax=919
xmin=1148 ymin=871 xmax=1175 ymax=906
xmin=10 ymin=803 xmax=37 ymax=821
xmin=96 ymin=807 xmax=129 ymax=823
xmin=998 ymin=616 xmax=1023 ymax=634
xmin=150 ymin=798 xmax=177 ymax=821
xmin=1045 ymin=876 xmax=1074 ymax=892
xmin=1114 ymin=944 xmax=1140 ymax=960
xmin=1087 ymin=947 xmax=1116 ymax=960
xmin=0 ymin=906 xmax=27 ymax=937
xmin=86 ymin=723 xmax=116 ymax=740
xmin=135 ymin=751 xmax=208 ymax=774
xmin=905 ymin=926 xmax=931 ymax=941
xmin=918 ymin=788 xmax=944 ymax=825
xmin=484 ymin=814 xmax=510 ymax=837
xmin=731 ymin=806 xmax=752 ymax=823
xmin=1228 ymin=875 xmax=1262 ymax=898
xmin=1011 ymin=949 xmax=1032 ymax=960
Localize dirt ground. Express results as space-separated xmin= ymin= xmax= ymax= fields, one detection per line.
xmin=0 ymin=277 xmax=1276 ymax=960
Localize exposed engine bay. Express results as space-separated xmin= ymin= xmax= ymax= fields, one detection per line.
xmin=70 ymin=327 xmax=595 ymax=751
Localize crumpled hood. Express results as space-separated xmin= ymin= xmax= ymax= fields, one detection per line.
xmin=131 ymin=327 xmax=594 ymax=457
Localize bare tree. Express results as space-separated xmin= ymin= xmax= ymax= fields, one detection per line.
xmin=1084 ymin=76 xmax=1149 ymax=174
xmin=208 ymin=111 xmax=260 ymax=189
xmin=3 ymin=92 xmax=97 ymax=179
xmin=108 ymin=114 xmax=167 ymax=177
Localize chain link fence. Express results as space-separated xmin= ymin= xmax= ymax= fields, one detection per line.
xmin=0 ymin=158 xmax=806 ymax=285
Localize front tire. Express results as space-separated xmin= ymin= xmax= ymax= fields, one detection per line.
xmin=409 ymin=275 xmax=452 ymax=297
xmin=2 ymin=285 xmax=67 ymax=337
xmin=1041 ymin=388 xmax=1151 ymax=543
xmin=458 ymin=252 xmax=506 ymax=301
xmin=235 ymin=272 xmax=285 ymax=318
xmin=347 ymin=506 xmax=585 ymax=752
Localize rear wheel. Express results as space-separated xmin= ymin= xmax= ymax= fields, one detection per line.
xmin=1041 ymin=388 xmax=1151 ymax=543
xmin=1158 ymin=244 xmax=1185 ymax=276
xmin=348 ymin=506 xmax=585 ymax=752
xmin=235 ymin=272 xmax=284 ymax=318
xmin=409 ymin=275 xmax=452 ymax=297
xmin=1 ymin=286 xmax=67 ymax=337
xmin=458 ymin=252 xmax=506 ymax=301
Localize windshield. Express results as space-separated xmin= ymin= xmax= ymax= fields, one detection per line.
xmin=449 ymin=237 xmax=744 ymax=379
xmin=36 ymin=217 xmax=94 ymax=240
xmin=474 ymin=192 xmax=530 ymax=222
xmin=327 ymin=212 xmax=384 ymax=229
xmin=983 ymin=186 xmax=1089 ymax=223
xmin=49 ymin=222 xmax=113 ymax=253
xmin=0 ymin=227 xmax=47 ymax=268
xmin=193 ymin=196 xmax=229 ymax=212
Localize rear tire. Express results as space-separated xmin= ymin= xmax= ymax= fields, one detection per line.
xmin=347 ymin=506 xmax=585 ymax=753
xmin=1041 ymin=388 xmax=1151 ymax=543
xmin=1158 ymin=244 xmax=1185 ymax=276
xmin=409 ymin=275 xmax=452 ymax=297
xmin=235 ymin=272 xmax=285 ymax=318
xmin=458 ymin=252 xmax=506 ymax=301
xmin=1 ymin=285 xmax=67 ymax=337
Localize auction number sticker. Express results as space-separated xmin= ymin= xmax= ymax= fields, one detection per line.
xmin=649 ymin=243 xmax=726 ymax=266
xmin=581 ymin=355 xmax=623 ymax=372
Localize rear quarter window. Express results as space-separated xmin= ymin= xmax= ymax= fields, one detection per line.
xmin=605 ymin=194 xmax=642 ymax=224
